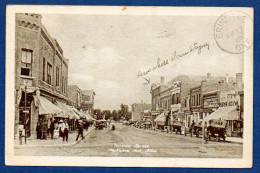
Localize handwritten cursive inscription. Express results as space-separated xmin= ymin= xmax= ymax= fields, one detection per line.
xmin=137 ymin=42 xmax=210 ymax=78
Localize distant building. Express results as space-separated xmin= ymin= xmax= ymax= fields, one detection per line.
xmin=131 ymin=102 xmax=151 ymax=121
xmin=15 ymin=13 xmax=69 ymax=138
xmin=151 ymin=75 xmax=205 ymax=123
xmin=81 ymin=90 xmax=95 ymax=115
xmin=67 ymin=85 xmax=82 ymax=109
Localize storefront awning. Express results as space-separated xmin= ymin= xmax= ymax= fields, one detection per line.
xmin=37 ymin=96 xmax=63 ymax=115
xmin=84 ymin=112 xmax=96 ymax=121
xmin=154 ymin=112 xmax=166 ymax=122
xmin=56 ymin=101 xmax=79 ymax=119
xmin=204 ymin=106 xmax=239 ymax=121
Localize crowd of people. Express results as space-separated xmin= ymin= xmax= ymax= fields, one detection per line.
xmin=36 ymin=117 xmax=92 ymax=142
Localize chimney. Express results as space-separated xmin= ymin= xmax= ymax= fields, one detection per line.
xmin=226 ymin=74 xmax=229 ymax=83
xmin=160 ymin=76 xmax=165 ymax=84
xmin=207 ymin=73 xmax=211 ymax=80
xmin=236 ymin=73 xmax=243 ymax=88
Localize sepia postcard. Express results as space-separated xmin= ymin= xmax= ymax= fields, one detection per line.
xmin=5 ymin=6 xmax=253 ymax=168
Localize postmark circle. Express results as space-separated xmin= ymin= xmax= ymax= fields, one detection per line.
xmin=214 ymin=11 xmax=253 ymax=54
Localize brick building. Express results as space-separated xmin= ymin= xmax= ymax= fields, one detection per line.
xmin=15 ymin=13 xmax=69 ymax=138
xmin=81 ymin=90 xmax=95 ymax=116
xmin=67 ymin=85 xmax=82 ymax=109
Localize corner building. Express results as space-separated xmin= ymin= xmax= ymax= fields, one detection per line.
xmin=15 ymin=13 xmax=69 ymax=138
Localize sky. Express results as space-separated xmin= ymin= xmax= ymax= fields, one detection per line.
xmin=41 ymin=14 xmax=244 ymax=110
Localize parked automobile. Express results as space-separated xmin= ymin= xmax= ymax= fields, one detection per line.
xmin=193 ymin=122 xmax=203 ymax=138
xmin=170 ymin=120 xmax=185 ymax=134
xmin=95 ymin=120 xmax=107 ymax=130
xmin=140 ymin=120 xmax=152 ymax=129
xmin=207 ymin=119 xmax=227 ymax=142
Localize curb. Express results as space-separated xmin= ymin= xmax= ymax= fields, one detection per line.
xmin=14 ymin=127 xmax=95 ymax=148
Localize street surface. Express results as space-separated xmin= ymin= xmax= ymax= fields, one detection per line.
xmin=15 ymin=123 xmax=243 ymax=158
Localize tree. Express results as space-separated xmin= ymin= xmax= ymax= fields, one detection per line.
xmin=102 ymin=110 xmax=112 ymax=120
xmin=119 ymin=104 xmax=130 ymax=121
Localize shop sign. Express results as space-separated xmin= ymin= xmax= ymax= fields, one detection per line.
xmin=204 ymin=97 xmax=218 ymax=108
xmin=23 ymin=78 xmax=33 ymax=86
xmin=219 ymin=90 xmax=240 ymax=107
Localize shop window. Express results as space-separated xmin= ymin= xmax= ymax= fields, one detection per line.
xmin=21 ymin=49 xmax=33 ymax=76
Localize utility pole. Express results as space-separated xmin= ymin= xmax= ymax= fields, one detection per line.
xmin=24 ymin=85 xmax=27 ymax=144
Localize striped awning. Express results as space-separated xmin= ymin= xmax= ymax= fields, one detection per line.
xmin=154 ymin=113 xmax=166 ymax=122
xmin=204 ymin=106 xmax=239 ymax=121
xmin=56 ymin=101 xmax=79 ymax=119
xmin=37 ymin=96 xmax=63 ymax=115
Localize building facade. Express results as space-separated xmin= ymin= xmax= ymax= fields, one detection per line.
xmin=15 ymin=13 xmax=69 ymax=138
xmin=81 ymin=90 xmax=95 ymax=115
xmin=67 ymin=85 xmax=82 ymax=109
xmin=131 ymin=103 xmax=151 ymax=122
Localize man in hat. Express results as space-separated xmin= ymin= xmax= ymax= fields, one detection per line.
xmin=61 ymin=119 xmax=69 ymax=142
xmin=76 ymin=119 xmax=84 ymax=141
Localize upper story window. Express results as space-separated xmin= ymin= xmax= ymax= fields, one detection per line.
xmin=56 ymin=67 xmax=59 ymax=86
xmin=47 ymin=62 xmax=52 ymax=85
xmin=172 ymin=94 xmax=175 ymax=104
xmin=21 ymin=49 xmax=33 ymax=76
xmin=83 ymin=95 xmax=90 ymax=101
xmin=43 ymin=58 xmax=45 ymax=81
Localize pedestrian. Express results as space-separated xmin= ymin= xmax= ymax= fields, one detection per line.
xmin=49 ymin=119 xmax=55 ymax=139
xmin=41 ymin=118 xmax=48 ymax=140
xmin=61 ymin=119 xmax=69 ymax=142
xmin=85 ymin=121 xmax=89 ymax=131
xmin=58 ymin=119 xmax=64 ymax=138
xmin=53 ymin=121 xmax=59 ymax=139
xmin=76 ymin=119 xmax=84 ymax=141
xmin=36 ymin=121 xmax=41 ymax=139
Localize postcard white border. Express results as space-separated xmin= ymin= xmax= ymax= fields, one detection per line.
xmin=5 ymin=5 xmax=253 ymax=168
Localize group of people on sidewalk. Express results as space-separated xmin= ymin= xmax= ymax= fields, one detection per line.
xmin=36 ymin=117 xmax=92 ymax=142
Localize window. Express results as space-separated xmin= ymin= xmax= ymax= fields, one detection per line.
xmin=21 ymin=49 xmax=33 ymax=76
xmin=47 ymin=62 xmax=52 ymax=85
xmin=176 ymin=93 xmax=179 ymax=104
xmin=86 ymin=96 xmax=90 ymax=101
xmin=64 ymin=78 xmax=66 ymax=93
xmin=172 ymin=94 xmax=175 ymax=104
xmin=43 ymin=58 xmax=45 ymax=81
xmin=56 ymin=67 xmax=59 ymax=86
xmin=61 ymin=77 xmax=64 ymax=92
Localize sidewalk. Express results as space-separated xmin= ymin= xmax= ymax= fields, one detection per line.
xmin=14 ymin=127 xmax=95 ymax=148
xmin=226 ymin=137 xmax=243 ymax=144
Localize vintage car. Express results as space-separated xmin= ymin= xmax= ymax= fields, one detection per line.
xmin=170 ymin=120 xmax=185 ymax=134
xmin=140 ymin=120 xmax=152 ymax=129
xmin=193 ymin=122 xmax=203 ymax=138
xmin=207 ymin=119 xmax=227 ymax=142
xmin=95 ymin=120 xmax=107 ymax=130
